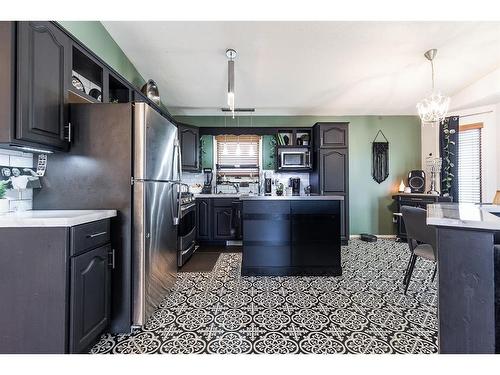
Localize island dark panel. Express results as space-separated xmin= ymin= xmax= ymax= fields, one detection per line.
xmin=242 ymin=198 xmax=341 ymax=276
xmin=291 ymin=200 xmax=341 ymax=269
xmin=437 ymin=227 xmax=498 ymax=353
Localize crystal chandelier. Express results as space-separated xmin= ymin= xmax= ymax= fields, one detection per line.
xmin=416 ymin=49 xmax=450 ymax=125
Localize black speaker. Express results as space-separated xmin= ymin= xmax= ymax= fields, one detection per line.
xmin=408 ymin=170 xmax=426 ymax=193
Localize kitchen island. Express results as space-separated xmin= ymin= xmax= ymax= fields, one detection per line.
xmin=427 ymin=203 xmax=500 ymax=354
xmin=240 ymin=195 xmax=344 ymax=276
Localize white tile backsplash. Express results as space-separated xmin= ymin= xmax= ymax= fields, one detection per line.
xmin=0 ymin=154 xmax=9 ymax=165
xmin=8 ymin=199 xmax=32 ymax=212
xmin=9 ymin=155 xmax=34 ymax=168
xmin=0 ymin=149 xmax=34 ymax=212
xmin=21 ymin=188 xmax=33 ymax=200
xmin=181 ymin=169 xmax=310 ymax=195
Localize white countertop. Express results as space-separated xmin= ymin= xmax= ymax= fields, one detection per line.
xmin=427 ymin=203 xmax=500 ymax=231
xmin=239 ymin=195 xmax=345 ymax=201
xmin=195 ymin=194 xmax=243 ymax=198
xmin=195 ymin=193 xmax=344 ymax=200
xmin=0 ymin=210 xmax=117 ymax=228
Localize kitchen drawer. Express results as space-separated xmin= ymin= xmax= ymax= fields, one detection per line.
xmin=242 ymin=200 xmax=290 ymax=214
xmin=212 ymin=198 xmax=233 ymax=207
xmin=70 ymin=219 xmax=111 ymax=256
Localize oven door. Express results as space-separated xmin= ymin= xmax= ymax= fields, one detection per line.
xmin=178 ymin=202 xmax=197 ymax=267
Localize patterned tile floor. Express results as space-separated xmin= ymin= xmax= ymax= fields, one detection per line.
xmin=91 ymin=239 xmax=438 ymax=354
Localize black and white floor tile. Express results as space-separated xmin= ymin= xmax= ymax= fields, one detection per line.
xmin=91 ymin=239 xmax=438 ymax=354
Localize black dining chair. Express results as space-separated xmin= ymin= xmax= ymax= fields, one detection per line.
xmin=401 ymin=206 xmax=437 ymax=294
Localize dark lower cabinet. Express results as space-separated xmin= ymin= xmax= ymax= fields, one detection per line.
xmin=0 ymin=218 xmax=113 ymax=353
xmin=196 ymin=198 xmax=211 ymax=240
xmin=196 ymin=198 xmax=240 ymax=243
xmin=213 ymin=206 xmax=233 ymax=240
xmin=70 ymin=244 xmax=111 ymax=354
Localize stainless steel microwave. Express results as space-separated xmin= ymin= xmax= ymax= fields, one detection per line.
xmin=277 ymin=148 xmax=312 ymax=170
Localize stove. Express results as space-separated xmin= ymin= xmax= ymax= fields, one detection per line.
xmin=180 ymin=191 xmax=195 ymax=206
xmin=178 ymin=191 xmax=197 ymax=267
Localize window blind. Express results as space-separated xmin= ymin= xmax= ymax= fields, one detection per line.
xmin=458 ymin=128 xmax=482 ymax=203
xmin=215 ymin=135 xmax=260 ymax=177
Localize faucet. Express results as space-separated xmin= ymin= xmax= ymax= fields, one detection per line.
xmin=233 ymin=182 xmax=240 ymax=194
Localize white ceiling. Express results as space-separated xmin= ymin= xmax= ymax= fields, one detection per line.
xmin=102 ymin=21 xmax=500 ymax=116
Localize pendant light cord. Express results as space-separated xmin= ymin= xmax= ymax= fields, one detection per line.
xmin=430 ymin=59 xmax=435 ymax=91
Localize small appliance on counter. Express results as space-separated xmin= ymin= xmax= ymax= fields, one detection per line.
xmin=263 ymin=171 xmax=272 ymax=196
xmin=289 ymin=177 xmax=301 ymax=196
xmin=264 ymin=178 xmax=272 ymax=195
xmin=201 ymin=168 xmax=213 ymax=194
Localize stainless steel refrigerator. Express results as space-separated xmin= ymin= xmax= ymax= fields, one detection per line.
xmin=131 ymin=103 xmax=181 ymax=327
xmin=34 ymin=102 xmax=181 ymax=332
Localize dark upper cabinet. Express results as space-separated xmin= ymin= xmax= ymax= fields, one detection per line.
xmin=315 ymin=123 xmax=348 ymax=148
xmin=196 ymin=198 xmax=211 ymax=240
xmin=178 ymin=124 xmax=199 ymax=171
xmin=16 ymin=21 xmax=71 ymax=151
xmin=69 ymin=244 xmax=111 ymax=354
xmin=213 ymin=206 xmax=233 ymax=240
xmin=319 ymin=149 xmax=347 ymax=194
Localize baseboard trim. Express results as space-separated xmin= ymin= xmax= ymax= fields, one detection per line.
xmin=349 ymin=235 xmax=396 ymax=239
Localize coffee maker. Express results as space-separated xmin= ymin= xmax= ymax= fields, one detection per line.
xmin=289 ymin=177 xmax=300 ymax=196
xmin=201 ymin=168 xmax=213 ymax=194
xmin=263 ymin=171 xmax=272 ymax=196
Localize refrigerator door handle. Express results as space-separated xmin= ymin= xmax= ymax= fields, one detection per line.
xmin=171 ymin=181 xmax=189 ymax=226
xmin=133 ymin=178 xmax=179 ymax=184
xmin=174 ymin=138 xmax=182 ymax=181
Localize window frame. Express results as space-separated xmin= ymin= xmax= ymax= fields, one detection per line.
xmin=214 ymin=135 xmax=262 ymax=178
xmin=457 ymin=122 xmax=483 ymax=204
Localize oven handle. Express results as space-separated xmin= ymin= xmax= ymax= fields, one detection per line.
xmin=181 ymin=202 xmax=196 ymax=212
xmin=180 ymin=241 xmax=196 ymax=256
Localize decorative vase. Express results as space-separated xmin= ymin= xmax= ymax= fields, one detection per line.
xmin=0 ymin=199 xmax=9 ymax=214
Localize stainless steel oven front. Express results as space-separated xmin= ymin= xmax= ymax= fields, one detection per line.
xmin=178 ymin=200 xmax=197 ymax=267
xmin=278 ymin=148 xmax=312 ymax=170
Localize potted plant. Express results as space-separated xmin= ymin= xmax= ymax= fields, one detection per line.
xmin=276 ymin=182 xmax=284 ymax=196
xmin=0 ymin=181 xmax=9 ymax=214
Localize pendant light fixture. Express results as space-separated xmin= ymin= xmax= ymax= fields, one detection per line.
xmin=416 ymin=49 xmax=450 ymax=125
xmin=226 ymin=49 xmax=237 ymax=119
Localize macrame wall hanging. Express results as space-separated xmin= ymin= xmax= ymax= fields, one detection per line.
xmin=372 ymin=130 xmax=389 ymax=184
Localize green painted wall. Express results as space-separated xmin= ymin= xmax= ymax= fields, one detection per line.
xmin=262 ymin=135 xmax=278 ymax=170
xmin=57 ymin=21 xmax=145 ymax=89
xmin=176 ymin=115 xmax=422 ymax=235
xmin=200 ymin=135 xmax=213 ymax=169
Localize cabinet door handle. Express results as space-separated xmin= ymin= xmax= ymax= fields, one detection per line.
xmin=108 ymin=248 xmax=116 ymax=269
xmin=65 ymin=122 xmax=72 ymax=143
xmin=86 ymin=231 xmax=107 ymax=238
